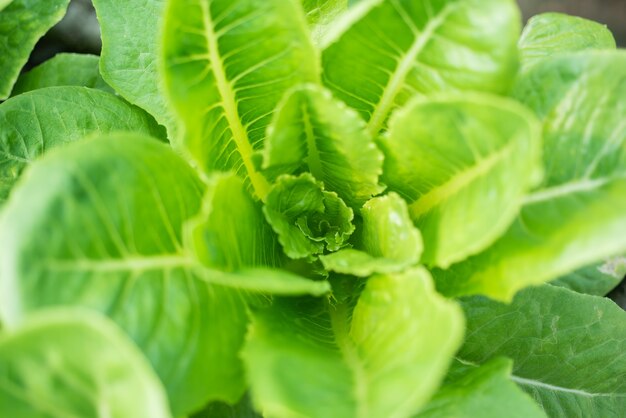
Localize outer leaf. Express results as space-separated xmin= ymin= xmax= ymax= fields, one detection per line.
xmin=458 ymin=285 xmax=626 ymax=418
xmin=243 ymin=268 xmax=464 ymax=418
xmin=320 ymin=192 xmax=422 ymax=276
xmin=321 ymin=0 xmax=521 ymax=135
xmin=550 ymin=256 xmax=625 ymax=296
xmin=0 ymin=87 xmax=166 ymax=205
xmin=92 ymin=0 xmax=176 ymax=135
xmin=519 ymin=13 xmax=616 ymax=69
xmin=0 ymin=135 xmax=248 ymax=416
xmin=415 ymin=358 xmax=546 ymax=418
xmin=263 ymin=84 xmax=384 ymax=208
xmin=434 ymin=52 xmax=626 ymax=300
xmin=185 ymin=173 xmax=282 ymax=270
xmin=11 ymin=53 xmax=113 ymax=96
xmin=0 ymin=0 xmax=70 ymax=99
xmin=0 ymin=309 xmax=172 ymax=418
xmin=263 ymin=173 xmax=354 ymax=260
xmin=380 ymin=94 xmax=541 ymax=268
xmin=301 ymin=0 xmax=348 ymax=43
xmin=162 ymin=0 xmax=318 ymax=199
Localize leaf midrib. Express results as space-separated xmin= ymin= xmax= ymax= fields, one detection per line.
xmin=456 ymin=357 xmax=623 ymax=399
xmin=366 ymin=2 xmax=458 ymax=135
xmin=199 ymin=1 xmax=269 ymax=200
xmin=45 ymin=254 xmax=194 ymax=273
xmin=408 ymin=140 xmax=517 ymax=219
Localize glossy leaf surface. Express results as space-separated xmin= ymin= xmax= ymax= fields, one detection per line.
xmin=322 ymin=0 xmax=521 ymax=135
xmin=244 ymin=268 xmax=464 ymax=418
xmin=162 ymin=0 xmax=317 ymax=198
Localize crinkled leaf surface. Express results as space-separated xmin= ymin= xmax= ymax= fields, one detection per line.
xmin=11 ymin=53 xmax=113 ymax=96
xmin=162 ymin=0 xmax=317 ymax=199
xmin=415 ymin=358 xmax=546 ymax=418
xmin=321 ymin=0 xmax=521 ymax=135
xmin=0 ymin=0 xmax=70 ymax=99
xmin=243 ymin=268 xmax=464 ymax=418
xmin=550 ymin=256 xmax=625 ymax=296
xmin=458 ymin=285 xmax=626 ymax=418
xmin=0 ymin=86 xmax=166 ymax=205
xmin=0 ymin=135 xmax=248 ymax=416
xmin=186 ymin=173 xmax=282 ymax=270
xmin=321 ymin=193 xmax=422 ymax=276
xmin=0 ymin=309 xmax=172 ymax=418
xmin=435 ymin=52 xmax=626 ymax=300
xmin=263 ymin=84 xmax=384 ymax=208
xmin=263 ymin=173 xmax=354 ymax=260
xmin=380 ymin=94 xmax=541 ymax=268
xmin=519 ymin=13 xmax=616 ymax=69
xmin=92 ymin=0 xmax=176 ymax=135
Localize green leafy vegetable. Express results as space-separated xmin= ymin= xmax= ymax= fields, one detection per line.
xmin=162 ymin=0 xmax=318 ymax=198
xmin=435 ymin=52 xmax=626 ymax=301
xmin=263 ymin=173 xmax=355 ymax=260
xmin=0 ymin=134 xmax=248 ymax=416
xmin=243 ymin=268 xmax=464 ymax=418
xmin=519 ymin=13 xmax=616 ymax=69
xmin=458 ymin=285 xmax=626 ymax=417
xmin=0 ymin=0 xmax=70 ymax=99
xmin=380 ymin=94 xmax=541 ymax=268
xmin=0 ymin=87 xmax=166 ymax=204
xmin=416 ymin=358 xmax=547 ymax=418
xmin=11 ymin=53 xmax=113 ymax=96
xmin=321 ymin=0 xmax=521 ymax=135
xmin=320 ymin=192 xmax=422 ymax=276
xmin=262 ymin=84 xmax=384 ymax=208
xmin=0 ymin=309 xmax=172 ymax=418
xmin=92 ymin=0 xmax=176 ymax=135
xmin=1 ymin=1 xmax=625 ymax=416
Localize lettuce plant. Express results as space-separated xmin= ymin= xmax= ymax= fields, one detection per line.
xmin=0 ymin=1 xmax=625 ymax=417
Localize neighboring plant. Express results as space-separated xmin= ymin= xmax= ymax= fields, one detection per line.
xmin=0 ymin=1 xmax=625 ymax=417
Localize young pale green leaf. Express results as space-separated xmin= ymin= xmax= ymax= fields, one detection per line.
xmin=320 ymin=193 xmax=422 ymax=276
xmin=162 ymin=0 xmax=318 ymax=199
xmin=11 ymin=53 xmax=113 ymax=96
xmin=243 ymin=268 xmax=464 ymax=418
xmin=415 ymin=358 xmax=546 ymax=418
xmin=0 ymin=86 xmax=166 ymax=205
xmin=263 ymin=84 xmax=384 ymax=207
xmin=380 ymin=94 xmax=541 ymax=268
xmin=301 ymin=0 xmax=348 ymax=43
xmin=458 ymin=285 xmax=626 ymax=418
xmin=550 ymin=256 xmax=625 ymax=296
xmin=0 ymin=309 xmax=172 ymax=418
xmin=263 ymin=173 xmax=354 ymax=260
xmin=519 ymin=13 xmax=616 ymax=69
xmin=0 ymin=0 xmax=70 ymax=99
xmin=434 ymin=52 xmax=626 ymax=301
xmin=92 ymin=0 xmax=176 ymax=136
xmin=185 ymin=173 xmax=282 ymax=270
xmin=321 ymin=0 xmax=521 ymax=135
xmin=0 ymin=0 xmax=13 ymax=12
xmin=0 ymin=135 xmax=249 ymax=416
